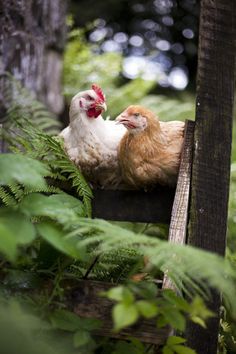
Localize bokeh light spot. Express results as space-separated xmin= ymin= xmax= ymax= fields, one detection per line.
xmin=155 ymin=39 xmax=171 ymax=51
xmin=168 ymin=67 xmax=188 ymax=89
xmin=182 ymin=28 xmax=194 ymax=39
xmin=129 ymin=35 xmax=144 ymax=47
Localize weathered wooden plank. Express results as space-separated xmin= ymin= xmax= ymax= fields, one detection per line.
xmin=168 ymin=120 xmax=195 ymax=246
xmin=186 ymin=1 xmax=236 ymax=353
xmin=92 ymin=187 xmax=175 ymax=223
xmin=66 ymin=280 xmax=170 ymax=345
xmin=162 ymin=120 xmax=195 ymax=290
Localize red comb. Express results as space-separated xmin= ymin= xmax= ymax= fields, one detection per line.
xmin=92 ymin=84 xmax=105 ymax=102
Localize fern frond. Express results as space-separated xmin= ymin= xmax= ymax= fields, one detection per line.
xmin=59 ymin=217 xmax=236 ymax=314
xmin=3 ymin=73 xmax=61 ymax=135
xmin=8 ymin=123 xmax=92 ymax=216
xmin=23 ymin=185 xmax=62 ymax=196
xmin=140 ymin=94 xmax=195 ymax=122
xmin=38 ymin=134 xmax=93 ymax=216
xmin=0 ymin=187 xmax=17 ymax=206
xmin=2 ymin=75 xmax=93 ymax=216
xmin=8 ymin=183 xmax=25 ymax=201
xmin=0 ymin=182 xmax=61 ymax=207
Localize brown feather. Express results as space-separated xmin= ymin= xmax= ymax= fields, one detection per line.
xmin=118 ymin=105 xmax=185 ymax=188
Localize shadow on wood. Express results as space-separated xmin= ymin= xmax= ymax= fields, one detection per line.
xmin=92 ymin=187 xmax=175 ymax=223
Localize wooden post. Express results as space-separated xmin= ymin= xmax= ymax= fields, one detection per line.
xmin=163 ymin=120 xmax=195 ymax=290
xmin=186 ymin=1 xmax=236 ymax=353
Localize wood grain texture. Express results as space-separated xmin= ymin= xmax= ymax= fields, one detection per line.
xmin=162 ymin=120 xmax=195 ymax=290
xmin=186 ymin=1 xmax=236 ymax=353
xmin=92 ymin=187 xmax=175 ymax=223
xmin=66 ymin=280 xmax=170 ymax=345
xmin=168 ymin=120 xmax=195 ymax=245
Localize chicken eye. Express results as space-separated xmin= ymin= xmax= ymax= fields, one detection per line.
xmin=134 ymin=113 xmax=139 ymax=118
xmin=85 ymin=95 xmax=94 ymax=101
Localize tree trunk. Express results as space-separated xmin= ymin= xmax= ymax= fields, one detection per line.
xmin=186 ymin=1 xmax=236 ymax=353
xmin=0 ymin=0 xmax=67 ymax=115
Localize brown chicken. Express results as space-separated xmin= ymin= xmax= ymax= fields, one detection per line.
xmin=116 ymin=105 xmax=185 ymax=188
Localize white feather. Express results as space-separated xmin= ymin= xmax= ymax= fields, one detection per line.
xmin=59 ymin=90 xmax=126 ymax=188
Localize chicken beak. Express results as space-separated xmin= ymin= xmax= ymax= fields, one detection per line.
xmin=96 ymin=102 xmax=107 ymax=112
xmin=116 ymin=114 xmax=138 ymax=129
xmin=115 ymin=113 xmax=129 ymax=125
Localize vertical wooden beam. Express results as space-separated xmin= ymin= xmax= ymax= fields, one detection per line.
xmin=186 ymin=1 xmax=236 ymax=353
xmin=162 ymin=120 xmax=195 ymax=290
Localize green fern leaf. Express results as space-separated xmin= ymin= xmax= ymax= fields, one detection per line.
xmin=1 ymin=75 xmax=93 ymax=216
xmin=0 ymin=187 xmax=17 ymax=206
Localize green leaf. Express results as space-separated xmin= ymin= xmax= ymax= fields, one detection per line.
xmin=157 ymin=315 xmax=168 ymax=328
xmin=0 ymin=210 xmax=36 ymax=261
xmin=37 ymin=221 xmax=87 ymax=260
xmin=122 ymin=288 xmax=135 ymax=305
xmin=50 ymin=310 xmax=84 ymax=331
xmin=0 ymin=223 xmax=18 ymax=261
xmin=190 ymin=296 xmax=215 ymax=320
xmin=73 ymin=330 xmax=91 ymax=348
xmin=162 ymin=290 xmax=190 ymax=312
xmin=128 ymin=338 xmax=145 ymax=353
xmin=0 ymin=154 xmax=48 ymax=188
xmin=164 ymin=336 xmax=196 ymax=354
xmin=130 ymin=281 xmax=157 ymax=299
xmin=162 ymin=347 xmax=174 ymax=354
xmin=167 ymin=336 xmax=186 ymax=346
xmin=50 ymin=310 xmax=101 ymax=333
xmin=79 ymin=318 xmax=102 ymax=331
xmin=113 ymin=303 xmax=139 ymax=331
xmin=19 ymin=192 xmax=85 ymax=221
xmin=105 ymin=286 xmax=125 ymax=302
xmin=113 ymin=340 xmax=144 ymax=354
xmin=136 ymin=300 xmax=158 ymax=318
xmin=172 ymin=345 xmax=196 ymax=354
xmin=162 ymin=308 xmax=186 ymax=331
xmin=105 ymin=286 xmax=134 ymax=305
xmin=190 ymin=316 xmax=206 ymax=328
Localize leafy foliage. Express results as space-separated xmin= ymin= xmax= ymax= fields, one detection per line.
xmin=163 ymin=336 xmax=196 ymax=354
xmin=0 ymin=209 xmax=36 ymax=261
xmin=1 ymin=75 xmax=93 ymax=216
xmin=64 ymin=29 xmax=123 ymax=99
xmin=102 ymin=285 xmax=212 ymax=353
xmin=0 ymin=154 xmax=49 ymax=189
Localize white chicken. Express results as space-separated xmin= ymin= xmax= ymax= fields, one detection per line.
xmin=59 ymin=84 xmax=126 ymax=188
